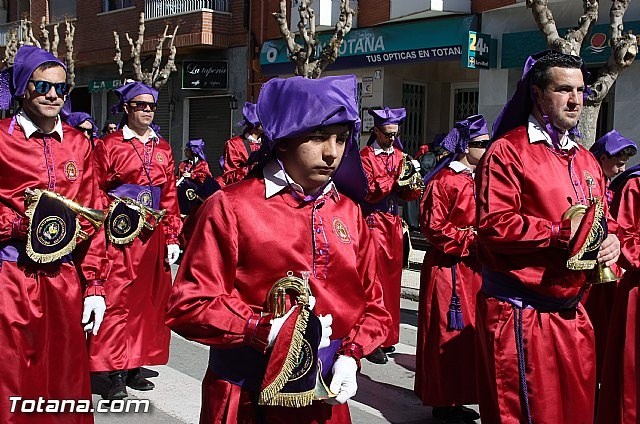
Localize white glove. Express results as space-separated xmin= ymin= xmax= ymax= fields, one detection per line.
xmin=318 ymin=314 xmax=333 ymax=349
xmin=267 ymin=305 xmax=297 ymax=348
xmin=308 ymin=295 xmax=316 ymax=310
xmin=411 ymin=159 xmax=421 ymax=173
xmin=326 ymin=355 xmax=358 ymax=404
xmin=82 ymin=295 xmax=106 ymax=336
xmin=166 ymin=244 xmax=180 ymax=265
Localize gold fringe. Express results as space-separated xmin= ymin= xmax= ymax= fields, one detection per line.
xmin=567 ymin=199 xmax=605 ymax=271
xmin=24 ymin=190 xmax=80 ymax=264
xmin=258 ymin=307 xmax=310 ymax=406
xmin=105 ymin=199 xmax=145 ymax=245
xmin=264 ymin=389 xmax=315 ymax=408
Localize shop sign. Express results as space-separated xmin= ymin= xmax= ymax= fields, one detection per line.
xmin=464 ymin=31 xmax=496 ymax=69
xmin=182 ymin=61 xmax=228 ymax=90
xmin=502 ymin=21 xmax=640 ymax=68
xmin=362 ymin=77 xmax=373 ymax=97
xmin=260 ymin=15 xmax=477 ymax=74
xmin=88 ymin=79 xmax=122 ymax=93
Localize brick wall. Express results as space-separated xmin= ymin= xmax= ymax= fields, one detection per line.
xmin=356 ymin=0 xmax=390 ymax=26
xmin=472 ymin=0 xmax=515 ymax=13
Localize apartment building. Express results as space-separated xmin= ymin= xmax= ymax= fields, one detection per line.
xmin=0 ymin=0 xmax=251 ymax=174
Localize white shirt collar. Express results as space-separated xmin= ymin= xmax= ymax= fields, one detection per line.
xmin=527 ymin=115 xmax=579 ymax=151
xmin=122 ymin=124 xmax=159 ymax=144
xmin=372 ymin=139 xmax=395 ymax=155
xmin=263 ymin=158 xmax=338 ymax=200
xmin=247 ymin=134 xmax=261 ymax=144
xmin=16 ymin=110 xmax=64 ymax=140
xmin=448 ymin=161 xmax=471 ymax=173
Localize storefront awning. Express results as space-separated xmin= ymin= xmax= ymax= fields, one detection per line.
xmin=260 ymin=15 xmax=477 ymax=75
xmin=501 ymin=20 xmax=640 ymax=68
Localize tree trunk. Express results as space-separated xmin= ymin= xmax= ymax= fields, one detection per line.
xmin=578 ymin=102 xmax=602 ymax=149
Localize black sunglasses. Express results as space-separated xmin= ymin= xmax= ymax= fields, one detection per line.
xmin=29 ymin=80 xmax=70 ymax=96
xmin=127 ymin=101 xmax=158 ymax=112
xmin=77 ymin=127 xmax=93 ymax=135
xmin=382 ymin=131 xmax=398 ymax=139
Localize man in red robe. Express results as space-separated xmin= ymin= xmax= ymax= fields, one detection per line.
xmin=88 ymin=81 xmax=182 ymax=400
xmin=414 ymin=114 xmax=488 ymax=422
xmin=0 ymin=46 xmax=109 ymax=424
xmin=475 ymin=50 xmax=620 ymax=423
xmin=218 ymin=102 xmax=263 ymax=187
xmin=582 ymin=130 xmax=637 ymax=386
xmin=176 ymin=138 xmax=212 ymax=216
xmin=360 ymin=108 xmax=422 ymax=364
xmin=166 ymin=75 xmax=391 ymax=424
xmin=596 ymin=162 xmax=640 ymax=423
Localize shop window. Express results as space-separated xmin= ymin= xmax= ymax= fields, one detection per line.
xmin=50 ymin=0 xmax=76 ymax=21
xmin=103 ymin=0 xmax=134 ymax=12
xmin=402 ymin=83 xmax=426 ymax=157
xmin=452 ymin=86 xmax=478 ymax=123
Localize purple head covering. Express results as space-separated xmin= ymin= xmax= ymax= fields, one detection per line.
xmin=66 ymin=112 xmax=97 ymax=135
xmin=111 ymin=81 xmax=159 ymax=130
xmin=590 ymin=130 xmax=637 ymax=159
xmin=0 ymin=45 xmax=67 ymax=109
xmin=367 ymin=107 xmax=406 ymax=149
xmin=186 ymin=138 xmax=206 ymax=160
xmin=492 ymin=50 xmax=589 ymax=144
xmin=239 ymin=102 xmax=261 ymax=129
xmin=441 ymin=114 xmax=489 ymax=154
xmin=256 ymin=75 xmax=367 ymax=202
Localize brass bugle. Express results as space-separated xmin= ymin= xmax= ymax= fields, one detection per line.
xmin=25 ymin=188 xmax=106 ymax=240
xmin=266 ymin=272 xmax=310 ymax=318
xmin=111 ymin=195 xmax=167 ymax=230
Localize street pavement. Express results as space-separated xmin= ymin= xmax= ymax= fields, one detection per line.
xmin=93 ymin=247 xmax=481 ymax=423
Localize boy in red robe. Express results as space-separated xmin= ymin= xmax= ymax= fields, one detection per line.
xmin=166 ymin=75 xmax=391 ymax=424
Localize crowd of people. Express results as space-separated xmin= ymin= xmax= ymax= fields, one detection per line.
xmin=1 ymin=44 xmax=639 ymax=424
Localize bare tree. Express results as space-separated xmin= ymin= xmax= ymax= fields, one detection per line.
xmin=273 ymin=0 xmax=354 ymax=78
xmin=113 ymin=12 xmax=179 ymax=89
xmin=2 ymin=17 xmax=75 ymax=87
xmin=527 ymin=0 xmax=639 ymax=146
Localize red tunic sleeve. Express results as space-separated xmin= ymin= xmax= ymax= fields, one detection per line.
xmin=613 ymin=178 xmax=640 ymax=270
xmin=157 ymin=143 xmax=183 ymax=245
xmin=0 ymin=202 xmax=26 ymax=241
xmin=476 ymin=139 xmax=568 ymax=253
xmin=421 ymin=171 xmax=476 ymax=257
xmin=190 ymin=160 xmax=212 ymax=184
xmin=360 ymin=147 xmax=398 ymax=204
xmin=220 ymin=137 xmax=250 ymax=186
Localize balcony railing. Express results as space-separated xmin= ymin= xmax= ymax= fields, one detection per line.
xmin=144 ymin=0 xmax=230 ymax=20
xmin=0 ymin=22 xmax=21 ymax=47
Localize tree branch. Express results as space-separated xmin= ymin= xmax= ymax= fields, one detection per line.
xmin=154 ymin=25 xmax=179 ymax=89
xmin=65 ymin=19 xmax=75 ymax=88
xmin=39 ymin=16 xmax=50 ymax=51
xmin=273 ymin=0 xmax=302 ymax=74
xmin=565 ymin=0 xmax=598 ymax=48
xmin=312 ymin=0 xmax=354 ymax=78
xmin=526 ymin=0 xmax=575 ymax=53
xmin=50 ymin=23 xmax=60 ymax=57
xmin=114 ymin=32 xmax=124 ymax=77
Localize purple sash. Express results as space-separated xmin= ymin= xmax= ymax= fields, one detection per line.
xmin=108 ymin=184 xmax=161 ymax=210
xmin=0 ymin=240 xmax=70 ymax=263
xmin=481 ymin=268 xmax=584 ymax=312
xmin=208 ymin=339 xmax=341 ymax=391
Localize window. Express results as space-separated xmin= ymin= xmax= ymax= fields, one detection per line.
xmin=451 ymin=86 xmax=479 ymax=124
xmin=103 ymin=0 xmax=134 ymax=12
xmin=402 ymin=83 xmax=426 ymax=157
xmin=49 ymin=0 xmax=76 ymax=21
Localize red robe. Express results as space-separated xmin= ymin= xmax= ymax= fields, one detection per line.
xmin=596 ymin=176 xmax=640 ymax=423
xmin=166 ymin=176 xmax=391 ymax=424
xmin=360 ymin=145 xmax=421 ymax=346
xmin=0 ymin=119 xmax=109 ymax=424
xmin=414 ymin=165 xmax=481 ymax=406
xmin=178 ymin=159 xmax=212 ymax=184
xmin=219 ymin=135 xmax=261 ymax=186
xmin=475 ymin=126 xmax=616 ymax=423
xmin=88 ymin=130 xmax=182 ymax=372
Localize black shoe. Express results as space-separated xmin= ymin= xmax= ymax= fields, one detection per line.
xmin=453 ymin=405 xmax=480 ymax=421
xmin=381 ymin=345 xmax=396 ymax=354
xmin=126 ymin=368 xmax=155 ymax=391
xmin=365 ymin=347 xmax=388 ymax=364
xmin=105 ymin=371 xmax=128 ymax=400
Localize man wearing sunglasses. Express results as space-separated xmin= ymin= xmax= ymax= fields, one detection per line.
xmin=0 ymin=46 xmax=109 ymax=423
xmin=359 ymin=107 xmax=422 ymax=364
xmin=88 ymin=81 xmax=182 ymax=400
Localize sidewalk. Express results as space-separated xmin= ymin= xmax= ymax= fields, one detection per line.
xmin=401 ymin=248 xmax=425 ymax=301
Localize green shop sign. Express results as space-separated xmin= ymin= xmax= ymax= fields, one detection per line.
xmin=260 ymin=15 xmax=477 ymax=74
xmin=88 ymin=79 xmax=123 ymax=93
xmin=502 ymin=21 xmax=640 ymax=68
